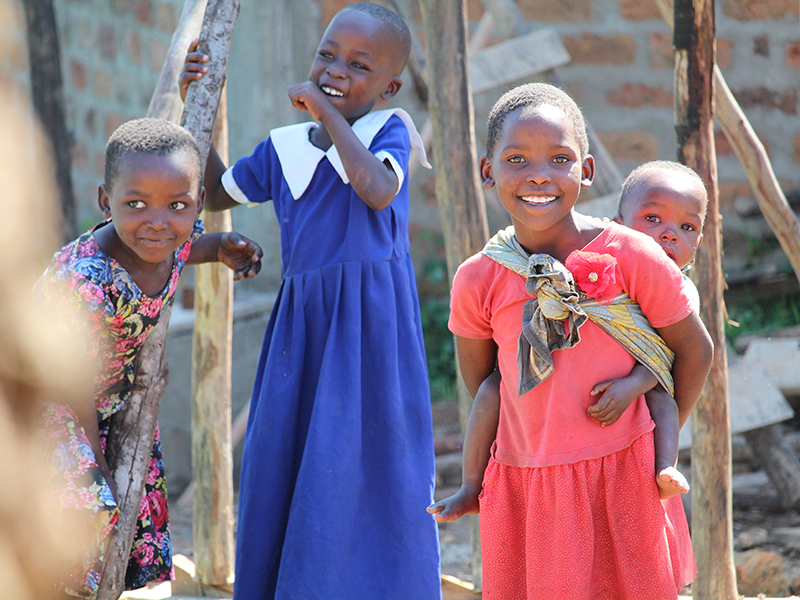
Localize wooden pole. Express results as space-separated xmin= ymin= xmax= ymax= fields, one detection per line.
xmin=653 ymin=0 xmax=800 ymax=286
xmin=21 ymin=0 xmax=77 ymax=242
xmin=673 ymin=0 xmax=737 ymax=597
xmin=97 ymin=0 xmax=241 ymax=596
xmin=191 ymin=86 xmax=235 ymax=585
xmin=418 ymin=0 xmax=489 ymax=590
xmin=98 ymin=309 xmax=172 ymax=599
xmin=178 ymin=0 xmax=240 ymax=587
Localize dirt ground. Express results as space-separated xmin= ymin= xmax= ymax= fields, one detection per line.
xmin=168 ymin=395 xmax=800 ymax=595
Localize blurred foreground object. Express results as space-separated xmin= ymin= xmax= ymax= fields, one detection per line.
xmin=0 ymin=1 xmax=91 ymax=595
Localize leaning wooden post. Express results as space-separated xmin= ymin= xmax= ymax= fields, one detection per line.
xmin=418 ymin=0 xmax=489 ymax=590
xmin=180 ymin=0 xmax=240 ymax=587
xmin=100 ymin=310 xmax=172 ymax=600
xmin=190 ymin=87 xmax=235 ymax=586
xmin=653 ymin=0 xmax=800 ymax=287
xmin=97 ymin=3 xmax=208 ymax=599
xmin=673 ymin=0 xmax=737 ymax=597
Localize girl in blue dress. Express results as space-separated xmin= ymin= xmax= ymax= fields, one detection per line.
xmin=180 ymin=3 xmax=441 ymax=598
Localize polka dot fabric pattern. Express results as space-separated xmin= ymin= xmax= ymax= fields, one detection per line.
xmin=479 ymin=432 xmax=695 ymax=599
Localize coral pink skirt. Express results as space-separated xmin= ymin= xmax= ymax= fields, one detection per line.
xmin=479 ymin=432 xmax=695 ymax=600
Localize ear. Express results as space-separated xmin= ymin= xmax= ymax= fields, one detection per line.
xmin=97 ymin=184 xmax=112 ymax=217
xmin=611 ymin=214 xmax=623 ymax=224
xmin=380 ymin=77 xmax=402 ymax=101
xmin=695 ymin=230 xmax=704 ymax=250
xmin=196 ymin=186 xmax=206 ymax=217
xmin=479 ymin=154 xmax=495 ymax=189
xmin=580 ymin=154 xmax=595 ymax=189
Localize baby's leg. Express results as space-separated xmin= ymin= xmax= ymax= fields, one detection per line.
xmin=645 ymin=387 xmax=690 ymax=499
xmin=427 ymin=371 xmax=500 ymax=522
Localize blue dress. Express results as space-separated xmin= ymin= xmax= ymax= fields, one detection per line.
xmin=225 ymin=110 xmax=442 ymax=600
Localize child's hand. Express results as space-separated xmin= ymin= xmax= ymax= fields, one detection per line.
xmin=587 ymin=377 xmax=641 ymax=426
xmin=288 ymin=81 xmax=336 ymax=123
xmin=179 ymin=39 xmax=209 ymax=102
xmin=426 ymin=483 xmax=481 ymax=523
xmin=217 ymin=232 xmax=262 ymax=280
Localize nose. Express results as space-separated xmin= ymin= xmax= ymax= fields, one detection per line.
xmin=659 ymin=227 xmax=678 ymax=243
xmin=326 ymin=59 xmax=345 ymax=79
xmin=526 ymin=163 xmax=551 ymax=185
xmin=147 ymin=209 xmax=170 ymax=230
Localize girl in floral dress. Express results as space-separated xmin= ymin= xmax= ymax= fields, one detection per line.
xmin=35 ymin=118 xmax=262 ymax=598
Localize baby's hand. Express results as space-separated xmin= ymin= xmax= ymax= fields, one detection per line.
xmin=179 ymin=39 xmax=209 ymax=102
xmin=587 ymin=377 xmax=640 ymax=426
xmin=288 ymin=81 xmax=336 ymax=123
xmin=426 ymin=483 xmax=480 ymax=523
xmin=217 ymin=232 xmax=262 ymax=280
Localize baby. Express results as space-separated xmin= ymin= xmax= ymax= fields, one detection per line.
xmin=589 ymin=160 xmax=706 ymax=498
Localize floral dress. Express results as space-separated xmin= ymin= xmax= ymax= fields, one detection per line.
xmin=36 ymin=219 xmax=202 ymax=598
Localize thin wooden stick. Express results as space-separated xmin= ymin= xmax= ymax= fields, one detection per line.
xmin=652 ymin=0 xmax=800 ymax=286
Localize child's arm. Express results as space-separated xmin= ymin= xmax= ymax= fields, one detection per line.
xmin=288 ymin=82 xmax=400 ymax=211
xmin=179 ymin=40 xmax=239 ymax=212
xmin=187 ymin=232 xmax=263 ymax=280
xmin=427 ymin=336 xmax=498 ymax=522
xmin=587 ymin=364 xmax=658 ymax=425
xmin=655 ymin=311 xmax=713 ymax=427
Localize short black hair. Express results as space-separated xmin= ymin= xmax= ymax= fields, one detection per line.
xmin=340 ymin=2 xmax=411 ymax=75
xmin=104 ymin=118 xmax=201 ymax=192
xmin=485 ymin=82 xmax=589 ymax=158
xmin=618 ymin=160 xmax=708 ymax=218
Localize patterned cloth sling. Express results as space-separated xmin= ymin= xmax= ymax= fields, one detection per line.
xmin=481 ymin=226 xmax=675 ymax=397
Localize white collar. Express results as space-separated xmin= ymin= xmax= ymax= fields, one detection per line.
xmin=270 ymin=108 xmax=431 ymax=200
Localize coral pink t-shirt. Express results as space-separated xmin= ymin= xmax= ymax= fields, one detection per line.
xmin=449 ymin=223 xmax=694 ymax=468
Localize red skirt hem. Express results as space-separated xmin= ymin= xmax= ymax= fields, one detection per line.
xmin=479 ymin=432 xmax=695 ymax=600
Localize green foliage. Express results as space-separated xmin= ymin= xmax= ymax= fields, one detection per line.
xmin=419 ymin=295 xmax=457 ymax=402
xmin=414 ymin=239 xmax=457 ymax=402
xmin=725 ymin=288 xmax=800 ymax=345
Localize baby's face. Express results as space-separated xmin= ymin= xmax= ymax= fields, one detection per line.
xmin=618 ymin=169 xmax=706 ymax=270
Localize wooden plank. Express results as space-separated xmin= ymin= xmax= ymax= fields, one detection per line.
xmin=743 ymin=338 xmax=800 ymax=397
xmin=678 ymin=361 xmax=794 ymax=449
xmin=469 ymin=28 xmax=570 ymax=95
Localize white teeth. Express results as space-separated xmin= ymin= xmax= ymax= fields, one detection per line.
xmin=321 ymin=85 xmax=343 ymax=97
xmin=521 ymin=196 xmax=556 ymax=204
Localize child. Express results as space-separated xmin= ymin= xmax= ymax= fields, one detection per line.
xmin=430 ymin=83 xmax=712 ymax=598
xmin=586 ymin=160 xmax=708 ymax=498
xmin=35 ymin=117 xmax=263 ymax=598
xmin=179 ymin=3 xmax=441 ymax=599
xmin=434 ymin=159 xmax=708 ymax=514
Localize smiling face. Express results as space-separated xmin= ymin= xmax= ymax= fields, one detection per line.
xmin=308 ymin=9 xmax=402 ymax=123
xmin=616 ymin=168 xmax=706 ymax=269
xmin=481 ymin=104 xmax=594 ymax=251
xmin=98 ymin=150 xmax=203 ymax=269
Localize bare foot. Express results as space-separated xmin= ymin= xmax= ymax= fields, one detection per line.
xmin=656 ymin=466 xmax=690 ymax=500
xmin=426 ymin=484 xmax=480 ymax=522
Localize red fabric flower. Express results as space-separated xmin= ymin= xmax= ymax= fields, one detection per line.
xmin=564 ymin=251 xmax=618 ymax=304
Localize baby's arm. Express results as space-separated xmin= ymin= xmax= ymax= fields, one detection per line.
xmin=427 ymin=336 xmax=497 ymax=522
xmin=654 ymin=311 xmax=713 ymax=428
xmin=179 ymin=40 xmax=238 ymax=212
xmin=187 ymin=232 xmax=263 ymax=280
xmin=287 ymin=82 xmax=400 ymax=211
xmin=587 ymin=363 xmax=658 ymax=425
